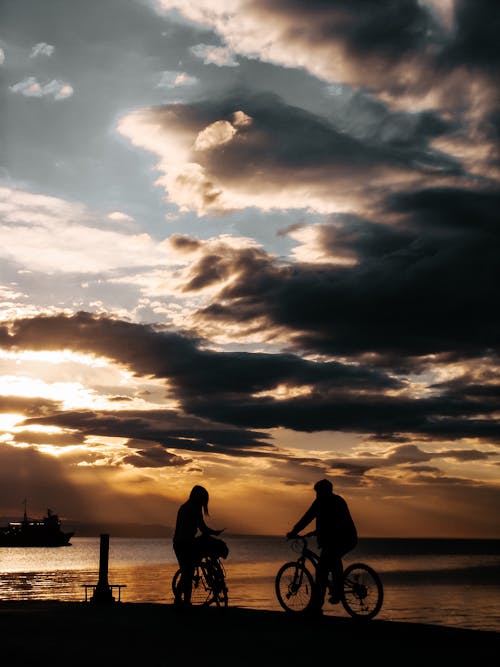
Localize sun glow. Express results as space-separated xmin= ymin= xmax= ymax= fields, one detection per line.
xmin=35 ymin=444 xmax=76 ymax=457
xmin=0 ymin=413 xmax=25 ymax=430
xmin=18 ymin=424 xmax=66 ymax=435
xmin=0 ymin=348 xmax=110 ymax=367
xmin=0 ymin=374 xmax=100 ymax=407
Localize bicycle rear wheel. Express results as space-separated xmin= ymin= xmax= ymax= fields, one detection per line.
xmin=275 ymin=561 xmax=315 ymax=613
xmin=341 ymin=562 xmax=383 ymax=620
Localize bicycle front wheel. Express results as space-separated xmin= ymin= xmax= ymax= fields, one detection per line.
xmin=341 ymin=562 xmax=383 ymax=620
xmin=207 ymin=559 xmax=228 ymax=608
xmin=172 ymin=568 xmax=181 ymax=597
xmin=172 ymin=566 xmax=213 ymax=606
xmin=275 ymin=561 xmax=315 ymax=613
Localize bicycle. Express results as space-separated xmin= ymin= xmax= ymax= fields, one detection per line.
xmin=275 ymin=534 xmax=383 ymax=620
xmin=172 ymin=554 xmax=229 ymax=608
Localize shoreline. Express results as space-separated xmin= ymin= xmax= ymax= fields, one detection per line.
xmin=1 ymin=600 xmax=498 ymax=664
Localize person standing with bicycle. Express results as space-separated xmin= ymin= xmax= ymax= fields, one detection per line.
xmin=173 ymin=485 xmax=223 ymax=607
xmin=286 ymin=479 xmax=358 ymax=612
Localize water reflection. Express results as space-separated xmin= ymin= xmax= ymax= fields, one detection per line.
xmin=1 ymin=563 xmax=499 ymax=632
xmin=0 ymin=537 xmax=499 ymax=633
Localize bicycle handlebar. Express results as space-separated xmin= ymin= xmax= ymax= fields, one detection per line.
xmin=286 ymin=531 xmax=316 ymax=540
xmin=285 ymin=533 xmax=321 ymax=559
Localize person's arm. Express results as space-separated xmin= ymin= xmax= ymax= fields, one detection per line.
xmin=199 ymin=514 xmax=223 ymax=536
xmin=286 ymin=503 xmax=316 ymax=538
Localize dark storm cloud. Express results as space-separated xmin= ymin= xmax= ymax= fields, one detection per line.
xmin=249 ymin=1 xmax=500 ymax=92
xmin=19 ymin=406 xmax=275 ymax=458
xmin=2 ymin=311 xmax=499 ymax=445
xmin=121 ymin=444 xmax=190 ymax=468
xmin=2 ymin=311 xmax=399 ymax=395
xmin=262 ymin=0 xmax=499 ymax=82
xmin=435 ymin=449 xmax=492 ymax=462
xmin=482 ymin=110 xmax=500 ymax=167
xmin=169 ymin=0 xmax=496 ymax=104
xmin=260 ymin=0 xmax=443 ymax=59
xmin=125 ymin=90 xmax=462 ymax=217
xmin=431 ymin=375 xmax=500 ymax=402
xmin=10 ymin=431 xmax=84 ymax=447
xmin=388 ymin=186 xmax=499 ymax=231
xmin=442 ymin=0 xmax=500 ymax=71
xmin=192 ymin=186 xmax=500 ymax=359
xmin=197 ymin=91 xmax=459 ymax=175
xmin=178 ymin=391 xmax=500 ymax=442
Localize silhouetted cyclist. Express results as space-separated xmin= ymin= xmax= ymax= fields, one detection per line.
xmin=286 ymin=479 xmax=358 ymax=612
xmin=173 ymin=485 xmax=223 ymax=607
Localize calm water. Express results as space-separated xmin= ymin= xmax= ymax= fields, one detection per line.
xmin=0 ymin=536 xmax=499 ymax=633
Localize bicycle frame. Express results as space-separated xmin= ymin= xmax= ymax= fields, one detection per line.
xmin=289 ymin=535 xmax=355 ymax=597
xmin=292 ymin=535 xmax=321 ymax=575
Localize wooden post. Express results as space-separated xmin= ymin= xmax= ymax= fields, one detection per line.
xmin=91 ymin=533 xmax=115 ymax=604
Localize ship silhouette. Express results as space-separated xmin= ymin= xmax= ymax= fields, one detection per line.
xmin=0 ymin=500 xmax=74 ymax=547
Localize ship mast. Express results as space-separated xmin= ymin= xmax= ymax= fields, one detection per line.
xmin=23 ymin=497 xmax=27 ymax=522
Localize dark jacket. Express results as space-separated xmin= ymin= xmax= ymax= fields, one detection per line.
xmin=291 ymin=492 xmax=357 ymax=552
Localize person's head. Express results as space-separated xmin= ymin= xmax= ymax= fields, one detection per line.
xmin=189 ymin=485 xmax=210 ymax=515
xmin=314 ymin=478 xmax=333 ymax=498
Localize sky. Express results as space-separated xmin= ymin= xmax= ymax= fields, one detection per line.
xmin=0 ymin=0 xmax=499 ymax=538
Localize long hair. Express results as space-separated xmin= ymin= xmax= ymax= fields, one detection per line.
xmin=189 ymin=485 xmax=210 ymax=515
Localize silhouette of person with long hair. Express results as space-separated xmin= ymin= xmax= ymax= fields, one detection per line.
xmin=286 ymin=479 xmax=358 ymax=613
xmin=173 ymin=485 xmax=223 ymax=606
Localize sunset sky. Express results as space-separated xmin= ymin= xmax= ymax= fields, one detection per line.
xmin=1 ymin=0 xmax=499 ymax=538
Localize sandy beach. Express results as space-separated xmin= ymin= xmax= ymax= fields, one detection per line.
xmin=0 ymin=600 xmax=498 ymax=665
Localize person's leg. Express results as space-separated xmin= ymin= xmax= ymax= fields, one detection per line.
xmin=174 ymin=543 xmax=194 ymax=605
xmin=330 ymin=554 xmax=344 ymax=604
xmin=319 ymin=545 xmax=343 ymax=603
xmin=173 ymin=544 xmax=183 ymax=604
xmin=181 ymin=560 xmax=195 ymax=604
xmin=315 ymin=550 xmax=330 ymax=609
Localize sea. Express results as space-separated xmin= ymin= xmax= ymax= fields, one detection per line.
xmin=0 ymin=536 xmax=499 ymax=633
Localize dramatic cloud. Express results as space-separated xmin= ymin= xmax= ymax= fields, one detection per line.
xmin=118 ymin=92 xmax=463 ymax=215
xmin=179 ymin=186 xmax=500 ymax=360
xmin=157 ymin=1 xmax=500 ymax=102
xmin=155 ymin=0 xmax=500 ymax=182
xmin=2 ymin=312 xmax=498 ymax=446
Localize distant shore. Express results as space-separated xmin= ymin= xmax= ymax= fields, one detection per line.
xmin=0 ymin=600 xmax=498 ymax=665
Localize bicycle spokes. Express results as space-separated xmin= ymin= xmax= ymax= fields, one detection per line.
xmin=287 ymin=568 xmax=303 ymax=596
xmin=341 ymin=563 xmax=383 ymax=619
xmin=275 ymin=562 xmax=315 ymax=613
xmin=172 ymin=557 xmax=229 ymax=608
